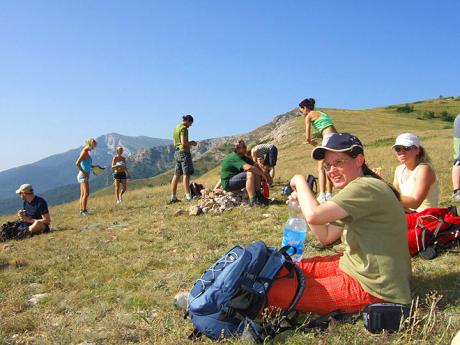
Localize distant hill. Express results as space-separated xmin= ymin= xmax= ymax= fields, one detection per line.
xmin=0 ymin=133 xmax=171 ymax=200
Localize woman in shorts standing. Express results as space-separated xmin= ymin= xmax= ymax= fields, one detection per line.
xmin=76 ymin=138 xmax=97 ymax=216
xmin=112 ymin=146 xmax=128 ymax=204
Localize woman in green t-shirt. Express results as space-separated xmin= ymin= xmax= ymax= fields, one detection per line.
xmin=267 ymin=133 xmax=411 ymax=315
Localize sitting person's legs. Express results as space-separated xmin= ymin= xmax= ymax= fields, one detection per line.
xmin=226 ymin=172 xmax=248 ymax=192
xmin=29 ymin=220 xmax=50 ymax=234
xmin=267 ymin=255 xmax=382 ymax=315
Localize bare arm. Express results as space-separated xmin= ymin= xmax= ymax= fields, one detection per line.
xmin=180 ymin=132 xmax=197 ymax=148
xmin=290 ymin=174 xmax=346 ymax=245
xmin=400 ymin=165 xmax=436 ymax=209
xmin=304 ymin=113 xmax=319 ymax=146
xmin=111 ymin=156 xmax=117 ymax=169
xmin=305 ymin=115 xmax=312 ymax=143
xmin=19 ymin=212 xmax=51 ymax=226
xmin=243 ymin=163 xmax=267 ymax=180
xmin=392 ymin=166 xmax=400 ymax=191
xmin=75 ymin=149 xmax=89 ymax=176
xmin=251 ymin=148 xmax=258 ymax=162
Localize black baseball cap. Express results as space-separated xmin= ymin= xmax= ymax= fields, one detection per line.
xmin=311 ymin=133 xmax=364 ymax=160
xmin=183 ymin=114 xmax=194 ymax=122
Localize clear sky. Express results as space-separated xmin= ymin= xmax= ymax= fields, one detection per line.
xmin=0 ymin=0 xmax=459 ymax=171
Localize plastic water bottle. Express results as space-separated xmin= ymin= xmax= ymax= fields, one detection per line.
xmin=281 ymin=201 xmax=307 ymax=262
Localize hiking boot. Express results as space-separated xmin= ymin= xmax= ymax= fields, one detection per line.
xmin=168 ymin=198 xmax=180 ymax=204
xmin=80 ymin=210 xmax=89 ymax=217
xmin=256 ymin=194 xmax=271 ymax=205
xmin=452 ymin=191 xmax=460 ymax=203
xmin=248 ymin=198 xmax=266 ymax=208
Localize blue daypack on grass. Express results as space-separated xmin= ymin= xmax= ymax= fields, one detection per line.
xmin=186 ymin=241 xmax=305 ymax=341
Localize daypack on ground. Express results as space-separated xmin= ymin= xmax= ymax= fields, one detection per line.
xmin=189 ymin=182 xmax=204 ymax=198
xmin=0 ymin=221 xmax=28 ymax=242
xmin=282 ymin=175 xmax=317 ymax=196
xmin=186 ymin=241 xmax=305 ymax=341
xmin=406 ymin=206 xmax=460 ymax=259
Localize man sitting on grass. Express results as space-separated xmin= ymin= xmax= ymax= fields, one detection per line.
xmin=15 ymin=184 xmax=51 ymax=237
xmin=220 ymin=140 xmax=270 ymax=207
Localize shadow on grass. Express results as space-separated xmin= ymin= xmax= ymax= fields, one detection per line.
xmin=412 ymin=271 xmax=460 ymax=307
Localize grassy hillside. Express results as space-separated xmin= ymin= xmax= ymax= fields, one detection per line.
xmin=0 ymin=99 xmax=459 ymax=344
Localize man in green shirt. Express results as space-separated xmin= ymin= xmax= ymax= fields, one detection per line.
xmin=170 ymin=115 xmax=197 ymax=203
xmin=221 ymin=140 xmax=269 ymax=207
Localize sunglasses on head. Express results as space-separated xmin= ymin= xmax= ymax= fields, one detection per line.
xmin=393 ymin=145 xmax=413 ymax=153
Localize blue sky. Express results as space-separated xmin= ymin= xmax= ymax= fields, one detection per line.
xmin=0 ymin=0 xmax=459 ymax=171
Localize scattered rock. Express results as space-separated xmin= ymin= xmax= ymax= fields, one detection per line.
xmin=3 ymin=243 xmax=15 ymax=252
xmin=173 ymin=292 xmax=189 ymax=310
xmin=174 ymin=209 xmax=186 ymax=216
xmin=189 ymin=205 xmax=203 ymax=216
xmin=29 ymin=293 xmax=49 ymax=305
xmin=193 ymin=188 xmax=250 ymax=215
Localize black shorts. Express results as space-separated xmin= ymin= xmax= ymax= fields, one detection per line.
xmin=19 ymin=221 xmax=50 ymax=234
xmin=225 ymin=172 xmax=247 ymax=191
xmin=263 ymin=146 xmax=278 ymax=167
xmin=114 ymin=172 xmax=127 ymax=180
xmin=175 ymin=151 xmax=194 ymax=176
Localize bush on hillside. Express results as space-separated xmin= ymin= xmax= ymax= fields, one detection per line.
xmin=422 ymin=111 xmax=435 ymax=119
xmin=396 ymin=104 xmax=414 ymax=113
xmin=440 ymin=111 xmax=455 ymax=122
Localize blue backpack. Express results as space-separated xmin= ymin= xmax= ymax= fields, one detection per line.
xmin=186 ymin=241 xmax=305 ymax=341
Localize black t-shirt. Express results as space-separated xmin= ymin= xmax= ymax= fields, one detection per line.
xmin=23 ymin=196 xmax=49 ymax=220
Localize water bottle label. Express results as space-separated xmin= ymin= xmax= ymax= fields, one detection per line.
xmin=281 ymin=227 xmax=306 ymax=261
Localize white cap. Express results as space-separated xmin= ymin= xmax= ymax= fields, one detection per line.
xmin=16 ymin=184 xmax=33 ymax=194
xmin=392 ymin=133 xmax=420 ymax=148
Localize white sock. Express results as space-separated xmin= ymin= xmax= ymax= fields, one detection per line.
xmin=186 ymin=193 xmax=192 ymax=200
xmin=171 ymin=194 xmax=177 ymax=200
xmin=325 ymin=192 xmax=332 ymax=200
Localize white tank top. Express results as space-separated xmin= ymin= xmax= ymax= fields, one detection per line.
xmin=396 ymin=163 xmax=439 ymax=212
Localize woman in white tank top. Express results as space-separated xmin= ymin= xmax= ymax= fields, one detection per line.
xmin=392 ymin=133 xmax=439 ymax=212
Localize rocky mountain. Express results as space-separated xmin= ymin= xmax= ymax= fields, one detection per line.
xmin=0 ymin=110 xmax=297 ymax=215
xmin=0 ymin=133 xmax=171 ymax=200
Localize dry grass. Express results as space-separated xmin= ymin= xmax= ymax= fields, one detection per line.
xmin=0 ymin=100 xmax=459 ymax=344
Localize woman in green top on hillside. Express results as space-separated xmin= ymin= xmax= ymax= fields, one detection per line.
xmin=267 ymin=133 xmax=411 ymax=314
xmin=299 ymin=98 xmax=337 ymax=203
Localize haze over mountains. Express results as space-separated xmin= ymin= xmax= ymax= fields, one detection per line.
xmin=0 ymin=134 xmax=171 ymax=212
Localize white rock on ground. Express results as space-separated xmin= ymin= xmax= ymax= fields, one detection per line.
xmin=29 ymin=293 xmax=49 ymax=305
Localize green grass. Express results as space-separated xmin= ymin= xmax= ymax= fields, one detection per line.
xmin=0 ymin=99 xmax=460 ymax=344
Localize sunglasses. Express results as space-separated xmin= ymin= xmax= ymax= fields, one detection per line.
xmin=323 ymin=158 xmax=353 ymax=171
xmin=393 ymin=146 xmax=413 ymax=153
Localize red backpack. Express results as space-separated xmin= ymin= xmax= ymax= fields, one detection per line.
xmin=406 ymin=206 xmax=460 ymax=259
